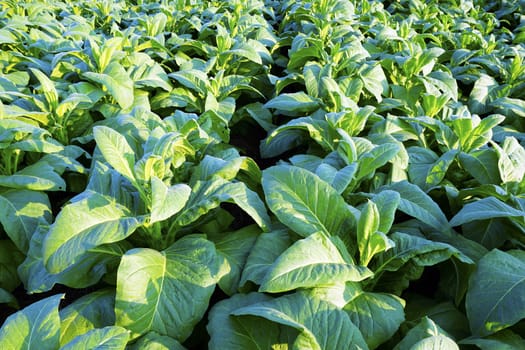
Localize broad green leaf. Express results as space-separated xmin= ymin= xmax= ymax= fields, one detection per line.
xmin=382 ymin=181 xmax=450 ymax=232
xmin=264 ymin=92 xmax=321 ymax=114
xmin=19 ymin=221 xmax=131 ymax=293
xmin=55 ymin=93 xmax=94 ymax=118
xmin=359 ymin=63 xmax=388 ymax=102
xmin=372 ymin=232 xmax=474 ymax=295
xmin=309 ymin=282 xmax=362 ymax=308
xmin=450 ymin=197 xmax=524 ymax=227
xmin=39 ymin=145 xmax=87 ymax=174
xmin=315 ymin=163 xmax=357 ymax=194
xmin=357 ymin=143 xmax=400 ymax=181
xmin=262 ymin=165 xmax=354 ymax=240
xmin=130 ymin=57 xmax=172 ymax=92
xmin=150 ymin=177 xmax=191 ymax=224
xmin=82 ymin=62 xmax=134 ymax=109
xmin=59 ymin=289 xmax=116 ymax=346
xmin=189 ymin=155 xmax=261 ymax=185
xmin=466 ymin=249 xmax=525 ymax=336
xmin=43 ymin=190 xmax=143 ymax=273
xmin=224 ymin=41 xmax=262 ymax=64
xmin=69 ymin=82 xmax=105 ymax=105
xmin=425 ymin=150 xmax=458 ymax=188
xmin=61 ymin=326 xmax=129 ymax=350
xmin=93 ymin=126 xmax=136 ymax=182
xmin=289 ymin=154 xmax=325 ymax=172
xmin=344 ymin=292 xmax=405 ymax=349
xmin=373 ymin=232 xmax=473 ymax=274
xmin=303 ymin=62 xmax=322 ymax=98
xmin=462 ymin=218 xmax=515 ymax=250
xmin=404 ymin=47 xmax=444 ymax=76
xmin=0 ymin=28 xmax=16 ymax=44
xmin=0 ymin=162 xmax=66 ymax=191
xmin=288 ymin=45 xmax=325 ymax=71
xmin=233 ymin=291 xmax=369 ymax=350
xmin=262 ymin=117 xmax=334 ymax=156
xmin=408 ymin=147 xmax=456 ymax=190
xmin=129 ymin=332 xmax=186 ymax=350
xmin=210 ymin=225 xmax=260 ymax=296
xmin=260 ymin=232 xmax=372 ymax=293
xmin=314 ymin=163 xmax=339 ymax=185
xmin=204 ymin=94 xmax=235 ymax=124
xmin=207 ymin=292 xmax=292 ymax=350
xmin=0 ymin=189 xmax=51 ymax=253
xmin=115 ymin=235 xmax=222 ymax=341
xmin=217 ymin=75 xmax=263 ymax=100
xmin=0 ymin=294 xmax=63 ymax=350
xmin=9 ymin=134 xmax=65 ymax=154
xmin=85 ymin=160 xmax=136 ymax=208
xmin=394 ymin=317 xmax=457 ymax=350
xmin=491 ymin=97 xmax=525 ymax=118
xmin=462 ymin=114 xmax=505 ymax=152
xmin=239 ymin=229 xmax=292 ymax=288
xmin=458 ymin=150 xmax=501 ymax=185
xmin=421 ymin=93 xmax=450 ymax=117
xmin=333 ymin=164 xmax=359 ymax=193
xmin=424 ymin=71 xmax=458 ymax=101
xmin=169 ymin=69 xmax=209 ymax=96
xmin=91 ymin=37 xmax=124 ymax=72
xmin=175 ymin=178 xmax=271 ymax=231
xmin=244 ymin=102 xmax=275 ymax=132
xmin=460 ymin=330 xmax=525 ymax=349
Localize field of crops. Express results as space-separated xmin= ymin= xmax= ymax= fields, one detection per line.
xmin=1 ymin=0 xmax=525 ymax=348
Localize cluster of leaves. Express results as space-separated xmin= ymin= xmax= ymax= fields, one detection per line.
xmin=1 ymin=0 xmax=525 ymax=348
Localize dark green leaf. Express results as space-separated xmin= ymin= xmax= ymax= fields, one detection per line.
xmin=207 ymin=292 xmax=290 ymax=350
xmin=450 ymin=197 xmax=524 ymax=227
xmin=344 ymin=292 xmax=405 ymax=349
xmin=466 ymin=249 xmax=525 ymax=336
xmin=239 ymin=229 xmax=292 ymax=288
xmin=210 ymin=225 xmax=260 ymax=296
xmin=382 ymin=181 xmax=450 ymax=232
xmin=458 ymin=150 xmax=501 ymax=185
xmin=373 ymin=231 xmax=473 ymax=275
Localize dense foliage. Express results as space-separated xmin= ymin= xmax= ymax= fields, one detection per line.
xmin=1 ymin=0 xmax=525 ymax=348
